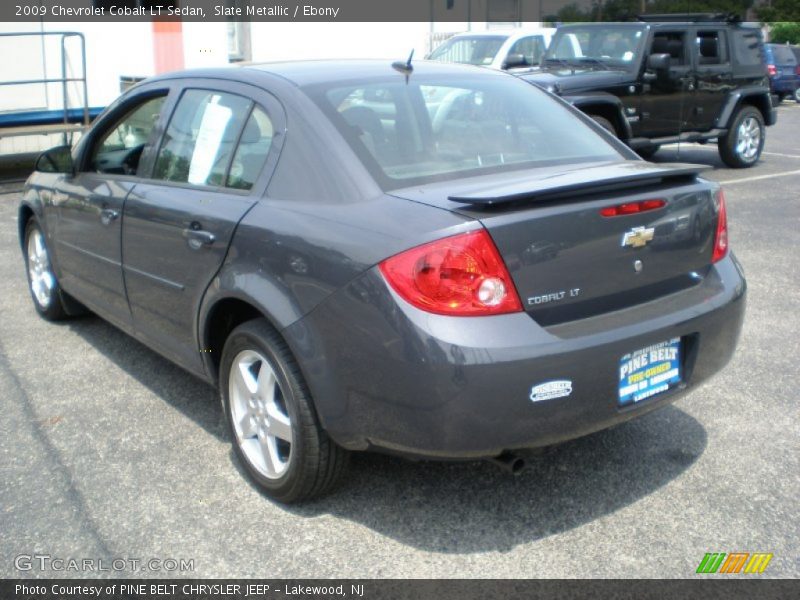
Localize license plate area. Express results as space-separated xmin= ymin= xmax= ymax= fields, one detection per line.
xmin=619 ymin=337 xmax=682 ymax=406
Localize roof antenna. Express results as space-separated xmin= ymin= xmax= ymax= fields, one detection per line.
xmin=392 ymin=50 xmax=414 ymax=82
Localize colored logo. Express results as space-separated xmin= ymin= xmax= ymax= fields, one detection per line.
xmin=696 ymin=552 xmax=773 ymax=574
xmin=621 ymin=226 xmax=655 ymax=248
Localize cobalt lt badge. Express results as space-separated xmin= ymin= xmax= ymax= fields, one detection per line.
xmin=621 ymin=226 xmax=655 ymax=248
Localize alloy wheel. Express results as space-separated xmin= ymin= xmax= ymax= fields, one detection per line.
xmin=735 ymin=116 xmax=761 ymax=161
xmin=229 ymin=349 xmax=293 ymax=479
xmin=27 ymin=228 xmax=54 ymax=309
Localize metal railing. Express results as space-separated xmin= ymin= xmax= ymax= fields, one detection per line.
xmin=0 ymin=31 xmax=89 ymax=144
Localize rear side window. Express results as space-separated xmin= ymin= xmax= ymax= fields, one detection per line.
xmin=153 ymin=90 xmax=252 ymax=187
xmin=227 ymin=107 xmax=274 ymax=190
xmin=731 ymin=29 xmax=763 ymax=66
xmin=428 ymin=36 xmax=506 ymax=66
xmin=696 ymin=31 xmax=728 ymax=65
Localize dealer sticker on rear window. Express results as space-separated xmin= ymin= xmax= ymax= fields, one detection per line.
xmin=619 ymin=338 xmax=682 ymax=406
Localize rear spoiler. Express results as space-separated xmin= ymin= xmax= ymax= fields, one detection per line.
xmin=448 ymin=162 xmax=711 ymax=206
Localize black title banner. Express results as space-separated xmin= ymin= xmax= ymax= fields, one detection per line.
xmin=2 ymin=0 xmax=757 ymax=23
xmin=2 ymin=579 xmax=799 ymax=600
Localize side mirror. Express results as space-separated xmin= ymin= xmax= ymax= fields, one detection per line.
xmin=503 ymin=53 xmax=529 ymax=70
xmin=35 ymin=145 xmax=74 ymax=175
xmin=647 ymin=53 xmax=670 ymax=72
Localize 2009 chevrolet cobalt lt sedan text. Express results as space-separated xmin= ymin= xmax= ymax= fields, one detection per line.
xmin=19 ymin=60 xmax=746 ymax=502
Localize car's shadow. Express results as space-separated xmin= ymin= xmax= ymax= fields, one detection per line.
xmin=66 ymin=315 xmax=226 ymax=442
xmin=69 ymin=314 xmax=707 ymax=554
xmin=648 ymin=144 xmax=726 ymax=168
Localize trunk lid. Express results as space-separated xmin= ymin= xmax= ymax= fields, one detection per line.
xmin=390 ymin=161 xmax=719 ymax=325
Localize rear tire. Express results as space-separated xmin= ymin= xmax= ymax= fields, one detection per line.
xmin=23 ymin=220 xmax=69 ymax=321
xmin=794 ymin=88 xmax=800 ymax=103
xmin=718 ymin=106 xmax=765 ymax=168
xmin=220 ymin=318 xmax=349 ymax=503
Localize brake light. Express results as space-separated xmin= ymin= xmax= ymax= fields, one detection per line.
xmin=379 ymin=230 xmax=523 ymax=316
xmin=600 ymin=199 xmax=665 ymax=217
xmin=796 ymin=65 xmax=800 ymax=76
xmin=712 ymin=189 xmax=728 ymax=264
xmin=767 ymin=64 xmax=777 ymax=76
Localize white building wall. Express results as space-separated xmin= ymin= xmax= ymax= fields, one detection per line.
xmin=248 ymin=22 xmax=430 ymax=63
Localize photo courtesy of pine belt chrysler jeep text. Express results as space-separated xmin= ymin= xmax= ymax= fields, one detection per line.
xmin=19 ymin=59 xmax=746 ymax=502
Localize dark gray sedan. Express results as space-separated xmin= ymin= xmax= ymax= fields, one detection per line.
xmin=19 ymin=60 xmax=746 ymax=502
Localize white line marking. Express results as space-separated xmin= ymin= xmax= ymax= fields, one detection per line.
xmin=719 ymin=168 xmax=800 ymax=186
xmin=763 ymin=151 xmax=800 ymax=159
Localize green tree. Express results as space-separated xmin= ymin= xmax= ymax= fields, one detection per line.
xmin=768 ymin=22 xmax=800 ymax=44
xmin=757 ymin=0 xmax=800 ymax=22
xmin=553 ymin=0 xmax=757 ymax=22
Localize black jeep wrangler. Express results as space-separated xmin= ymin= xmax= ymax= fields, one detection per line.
xmin=521 ymin=15 xmax=776 ymax=168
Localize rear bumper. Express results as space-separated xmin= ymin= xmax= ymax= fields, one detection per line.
xmin=287 ymin=254 xmax=746 ymax=459
xmin=770 ymin=77 xmax=800 ymax=94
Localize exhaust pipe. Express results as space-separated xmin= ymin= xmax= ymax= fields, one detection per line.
xmin=487 ymin=452 xmax=526 ymax=475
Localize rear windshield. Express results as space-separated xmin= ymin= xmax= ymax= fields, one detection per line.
xmin=769 ymin=45 xmax=798 ymax=64
xmin=306 ymin=74 xmax=621 ymax=188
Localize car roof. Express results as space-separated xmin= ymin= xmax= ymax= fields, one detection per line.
xmin=143 ymin=59 xmax=512 ymax=90
xmin=448 ymin=28 xmax=553 ymax=38
xmin=242 ymin=58 xmax=510 ymax=86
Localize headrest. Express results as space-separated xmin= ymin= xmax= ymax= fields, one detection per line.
xmin=699 ymin=37 xmax=718 ymax=58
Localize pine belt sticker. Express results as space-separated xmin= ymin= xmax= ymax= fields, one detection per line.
xmin=530 ymin=380 xmax=573 ymax=402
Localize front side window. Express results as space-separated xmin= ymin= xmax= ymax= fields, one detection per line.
xmin=89 ymin=95 xmax=166 ymax=175
xmin=651 ymin=32 xmax=687 ymax=66
xmin=507 ymin=36 xmax=546 ymax=67
xmin=309 ymin=75 xmax=620 ymax=188
xmin=153 ymin=90 xmax=252 ymax=187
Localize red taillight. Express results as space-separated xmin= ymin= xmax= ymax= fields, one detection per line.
xmin=379 ymin=230 xmax=523 ymax=316
xmin=600 ymin=199 xmax=666 ymax=217
xmin=795 ymin=65 xmax=800 ymax=76
xmin=767 ymin=64 xmax=777 ymax=76
xmin=712 ymin=189 xmax=728 ymax=264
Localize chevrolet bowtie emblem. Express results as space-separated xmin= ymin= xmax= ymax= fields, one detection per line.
xmin=621 ymin=226 xmax=655 ymax=248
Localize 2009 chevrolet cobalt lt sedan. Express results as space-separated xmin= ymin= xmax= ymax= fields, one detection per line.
xmin=20 ymin=60 xmax=745 ymax=502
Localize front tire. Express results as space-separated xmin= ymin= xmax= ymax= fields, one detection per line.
xmin=718 ymin=106 xmax=765 ymax=168
xmin=590 ymin=115 xmax=617 ymax=137
xmin=636 ymin=144 xmax=661 ymax=160
xmin=220 ymin=319 xmax=349 ymax=503
xmin=23 ymin=220 xmax=69 ymax=321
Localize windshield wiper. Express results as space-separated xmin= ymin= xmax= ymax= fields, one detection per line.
xmin=573 ymin=57 xmax=610 ymax=70
xmin=543 ymin=57 xmax=572 ymax=68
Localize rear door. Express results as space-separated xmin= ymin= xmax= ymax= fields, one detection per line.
xmin=691 ymin=28 xmax=733 ymax=131
xmin=52 ymin=86 xmax=172 ymax=326
xmin=121 ymin=80 xmax=285 ymax=372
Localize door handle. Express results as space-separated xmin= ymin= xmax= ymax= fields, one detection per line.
xmin=100 ymin=208 xmax=119 ymax=226
xmin=183 ymin=228 xmax=216 ymax=250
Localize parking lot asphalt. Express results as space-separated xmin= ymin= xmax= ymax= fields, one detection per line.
xmin=1 ymin=103 xmax=798 ymax=579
